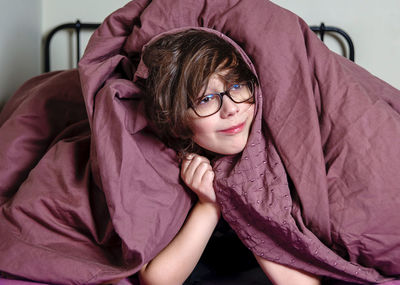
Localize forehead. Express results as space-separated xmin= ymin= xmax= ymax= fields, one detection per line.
xmin=205 ymin=71 xmax=230 ymax=91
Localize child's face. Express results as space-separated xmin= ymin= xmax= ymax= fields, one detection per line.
xmin=188 ymin=73 xmax=255 ymax=155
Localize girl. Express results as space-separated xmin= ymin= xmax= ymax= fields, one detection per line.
xmin=137 ymin=29 xmax=320 ymax=285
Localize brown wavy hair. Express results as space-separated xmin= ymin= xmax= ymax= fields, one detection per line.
xmin=142 ymin=29 xmax=257 ymax=155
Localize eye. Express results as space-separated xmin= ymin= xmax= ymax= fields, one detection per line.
xmin=198 ymin=94 xmax=217 ymax=105
xmin=230 ymin=83 xmax=243 ymax=91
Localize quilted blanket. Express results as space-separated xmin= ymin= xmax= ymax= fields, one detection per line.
xmin=1 ymin=0 xmax=400 ymax=284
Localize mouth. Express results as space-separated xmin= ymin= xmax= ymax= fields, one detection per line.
xmin=219 ymin=121 xmax=246 ymax=134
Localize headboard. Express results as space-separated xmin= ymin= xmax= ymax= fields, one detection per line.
xmin=44 ymin=21 xmax=100 ymax=72
xmin=310 ymin=23 xmax=355 ymax=61
xmin=43 ymin=20 xmax=355 ymax=73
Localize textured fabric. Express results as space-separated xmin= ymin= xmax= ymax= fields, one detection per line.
xmin=1 ymin=0 xmax=400 ymax=284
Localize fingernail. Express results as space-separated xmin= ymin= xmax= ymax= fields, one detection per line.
xmin=186 ymin=153 xmax=194 ymax=160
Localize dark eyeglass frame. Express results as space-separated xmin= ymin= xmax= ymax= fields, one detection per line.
xmin=190 ymin=81 xmax=255 ymax=118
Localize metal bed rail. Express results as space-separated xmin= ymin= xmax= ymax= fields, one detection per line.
xmin=310 ymin=22 xmax=355 ymax=61
xmin=44 ymin=20 xmax=100 ymax=72
xmin=43 ymin=21 xmax=355 ymax=73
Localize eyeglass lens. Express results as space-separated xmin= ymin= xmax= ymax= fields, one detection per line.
xmin=194 ymin=83 xmax=253 ymax=117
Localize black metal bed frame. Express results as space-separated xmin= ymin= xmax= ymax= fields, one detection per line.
xmin=310 ymin=23 xmax=355 ymax=61
xmin=43 ymin=21 xmax=355 ymax=73
xmin=44 ymin=21 xmax=100 ymax=72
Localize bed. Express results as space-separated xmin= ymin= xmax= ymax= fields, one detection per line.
xmin=42 ymin=21 xmax=356 ymax=285
xmin=2 ymin=1 xmax=400 ymax=284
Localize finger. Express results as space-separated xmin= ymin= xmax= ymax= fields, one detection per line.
xmin=191 ymin=161 xmax=212 ymax=189
xmin=181 ymin=153 xmax=196 ymax=179
xmin=181 ymin=155 xmax=208 ymax=183
xmin=201 ymin=169 xmax=215 ymax=186
xmin=194 ymin=169 xmax=216 ymax=204
xmin=185 ymin=153 xmax=195 ymax=160
xmin=184 ymin=156 xmax=205 ymax=185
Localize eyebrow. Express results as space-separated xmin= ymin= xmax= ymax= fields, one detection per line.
xmin=202 ymin=82 xmax=221 ymax=95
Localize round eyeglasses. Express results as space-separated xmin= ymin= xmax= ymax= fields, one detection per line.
xmin=190 ymin=81 xmax=254 ymax=117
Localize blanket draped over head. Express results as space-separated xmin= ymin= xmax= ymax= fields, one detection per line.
xmin=1 ymin=0 xmax=400 ymax=284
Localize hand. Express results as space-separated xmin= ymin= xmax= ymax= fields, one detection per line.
xmin=140 ymin=155 xmax=220 ymax=285
xmin=181 ymin=153 xmax=217 ymax=205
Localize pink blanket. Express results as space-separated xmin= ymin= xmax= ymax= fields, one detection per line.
xmin=1 ymin=0 xmax=400 ymax=283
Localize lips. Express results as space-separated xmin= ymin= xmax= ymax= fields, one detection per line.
xmin=219 ymin=122 xmax=246 ymax=134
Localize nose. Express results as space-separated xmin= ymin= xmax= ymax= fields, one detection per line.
xmin=220 ymin=95 xmax=239 ymax=118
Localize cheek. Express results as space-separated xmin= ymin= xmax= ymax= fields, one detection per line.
xmin=243 ymin=104 xmax=255 ymax=128
xmin=244 ymin=103 xmax=255 ymax=116
xmin=189 ymin=118 xmax=216 ymax=144
xmin=189 ymin=114 xmax=216 ymax=134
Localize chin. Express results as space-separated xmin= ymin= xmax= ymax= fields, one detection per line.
xmin=195 ymin=133 xmax=250 ymax=156
xmin=212 ymin=143 xmax=246 ymax=156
